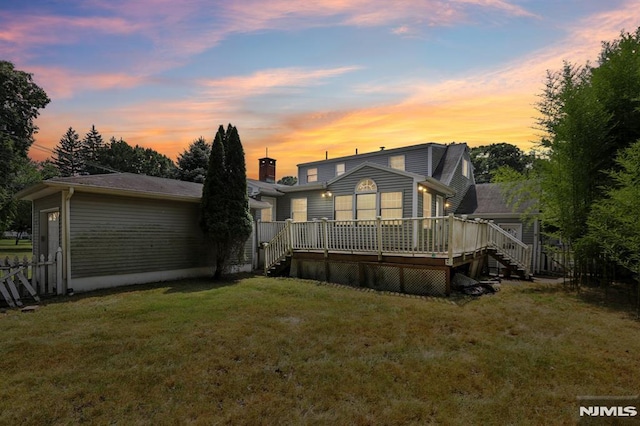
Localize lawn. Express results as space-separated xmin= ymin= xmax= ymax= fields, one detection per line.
xmin=1 ymin=276 xmax=638 ymax=425
xmin=0 ymin=238 xmax=33 ymax=260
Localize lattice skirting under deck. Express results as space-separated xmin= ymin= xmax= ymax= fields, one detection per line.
xmin=290 ymin=259 xmax=448 ymax=296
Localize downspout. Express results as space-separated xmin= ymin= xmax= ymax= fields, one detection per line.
xmin=62 ymin=187 xmax=74 ymax=294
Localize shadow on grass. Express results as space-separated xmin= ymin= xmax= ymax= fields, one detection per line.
xmin=18 ymin=272 xmax=258 ymax=308
xmin=513 ymin=278 xmax=640 ymax=320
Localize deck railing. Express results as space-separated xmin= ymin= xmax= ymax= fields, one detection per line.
xmin=263 ymin=215 xmax=518 ymax=274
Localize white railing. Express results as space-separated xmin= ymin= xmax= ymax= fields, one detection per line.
xmin=263 ymin=224 xmax=292 ymax=275
xmin=0 ymin=247 xmax=63 ymax=307
xmin=256 ymin=221 xmax=288 ymax=244
xmin=265 ymin=215 xmax=514 ymax=272
xmin=487 ymin=222 xmax=531 ymax=276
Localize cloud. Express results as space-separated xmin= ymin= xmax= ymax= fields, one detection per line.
xmin=199 ymin=66 xmax=361 ymax=99
xmin=25 ymin=66 xmax=147 ymax=99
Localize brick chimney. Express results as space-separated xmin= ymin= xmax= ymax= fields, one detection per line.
xmin=259 ymin=156 xmax=276 ymax=183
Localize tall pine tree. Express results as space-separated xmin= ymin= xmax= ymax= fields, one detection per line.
xmin=53 ymin=127 xmax=84 ymax=177
xmin=81 ymin=124 xmax=105 ymax=174
xmin=176 ymin=137 xmax=210 ymax=183
xmin=200 ymin=124 xmax=252 ymax=280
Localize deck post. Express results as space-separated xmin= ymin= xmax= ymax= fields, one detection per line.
xmin=321 ymin=217 xmax=329 ymax=258
xmin=285 ymin=218 xmax=294 ymax=255
xmin=446 ymin=213 xmax=454 ymax=266
xmin=376 ymin=216 xmax=383 ymax=261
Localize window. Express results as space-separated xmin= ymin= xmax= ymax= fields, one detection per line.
xmin=356 ymin=193 xmax=377 ymax=220
xmin=462 ymin=157 xmax=470 ymax=178
xmin=307 ymin=168 xmax=318 ymax=183
xmin=260 ymin=197 xmax=275 ymax=222
xmin=389 ymin=155 xmax=405 ymax=171
xmin=291 ymin=198 xmax=307 ymax=222
xmin=356 ymin=178 xmax=377 ymax=192
xmin=334 ymin=195 xmax=353 ymax=221
xmin=336 ymin=163 xmax=345 ymax=176
xmin=380 ymin=192 xmax=402 ymax=219
xmin=422 ymin=191 xmax=432 ymax=218
xmin=261 ymin=207 xmax=272 ymax=222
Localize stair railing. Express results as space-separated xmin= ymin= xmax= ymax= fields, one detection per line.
xmin=487 ymin=221 xmax=531 ymax=277
xmin=264 ymin=219 xmax=293 ymax=274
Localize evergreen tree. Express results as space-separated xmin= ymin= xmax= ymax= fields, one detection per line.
xmin=53 ymin=127 xmax=84 ymax=177
xmin=200 ymin=124 xmax=252 ymax=279
xmin=81 ymin=124 xmax=105 ymax=174
xmin=200 ymin=126 xmax=229 ymax=279
xmin=224 ymin=124 xmax=253 ymax=261
xmin=176 ymin=137 xmax=210 ymax=183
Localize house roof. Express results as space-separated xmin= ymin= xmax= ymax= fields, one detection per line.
xmin=16 ymin=173 xmax=272 ymax=209
xmin=456 ymin=183 xmax=537 ymax=217
xmin=296 ymin=142 xmax=443 ymax=167
xmin=246 ymin=178 xmax=284 ymax=197
xmin=432 ymin=143 xmax=467 ymax=186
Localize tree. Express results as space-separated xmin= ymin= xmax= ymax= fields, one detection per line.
xmin=533 ymin=28 xmax=640 ymax=286
xmin=53 ymin=127 xmax=84 ymax=177
xmin=96 ymin=137 xmax=177 ymax=178
xmin=81 ymin=125 xmax=105 ymax=174
xmin=587 ymin=140 xmax=640 ymax=314
xmin=6 ymin=158 xmax=58 ymax=243
xmin=277 ymin=176 xmax=297 ymax=186
xmin=0 ymin=60 xmax=50 ymax=233
xmin=200 ymin=124 xmax=252 ymax=280
xmin=176 ymin=137 xmax=210 ymax=183
xmin=470 ymin=143 xmax=534 ymax=183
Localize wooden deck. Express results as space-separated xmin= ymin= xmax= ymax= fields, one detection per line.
xmin=261 ymin=215 xmax=532 ymax=281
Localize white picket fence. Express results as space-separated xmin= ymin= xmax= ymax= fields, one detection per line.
xmin=0 ymin=248 xmax=62 ymax=308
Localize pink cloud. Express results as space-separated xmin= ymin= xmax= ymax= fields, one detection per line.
xmin=199 ymin=66 xmax=361 ymax=99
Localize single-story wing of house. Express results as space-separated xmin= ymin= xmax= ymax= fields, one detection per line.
xmin=16 ymin=173 xmax=270 ymax=294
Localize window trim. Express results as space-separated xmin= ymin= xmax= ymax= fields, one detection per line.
xmin=336 ymin=163 xmax=345 ymax=176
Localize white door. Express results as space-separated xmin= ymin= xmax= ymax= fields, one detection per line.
xmin=47 ymin=211 xmax=60 ymax=258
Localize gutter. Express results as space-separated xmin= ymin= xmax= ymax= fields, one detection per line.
xmin=62 ymin=187 xmax=74 ymax=295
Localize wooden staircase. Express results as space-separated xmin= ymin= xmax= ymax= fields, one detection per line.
xmin=486 ymin=222 xmax=532 ymax=279
xmin=266 ymin=254 xmax=292 ymax=277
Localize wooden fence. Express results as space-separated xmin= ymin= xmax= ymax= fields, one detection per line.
xmin=0 ymin=248 xmax=62 ymax=307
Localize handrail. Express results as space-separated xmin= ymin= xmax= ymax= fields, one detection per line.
xmin=263 ymin=219 xmax=293 ymax=274
xmin=486 ymin=222 xmax=531 ymax=277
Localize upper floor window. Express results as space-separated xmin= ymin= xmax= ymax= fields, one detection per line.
xmin=356 ymin=178 xmax=377 ymax=192
xmin=389 ymin=155 xmax=405 ymax=171
xmin=307 ymin=168 xmax=318 ymax=183
xmin=336 ymin=163 xmax=345 ymax=176
xmin=462 ymin=158 xmax=470 ymax=178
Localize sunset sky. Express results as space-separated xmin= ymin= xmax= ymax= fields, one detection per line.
xmin=3 ymin=0 xmax=640 ymax=179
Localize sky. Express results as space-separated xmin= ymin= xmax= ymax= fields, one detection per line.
xmin=2 ymin=0 xmax=640 ymax=180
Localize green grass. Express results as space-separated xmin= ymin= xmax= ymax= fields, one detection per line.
xmin=0 ymin=238 xmax=33 ymax=260
xmin=1 ymin=276 xmax=639 ymax=424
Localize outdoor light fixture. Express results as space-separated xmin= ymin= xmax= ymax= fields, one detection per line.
xmin=418 ymin=185 xmax=426 ymax=192
xmin=322 ymin=191 xmax=333 ymax=198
